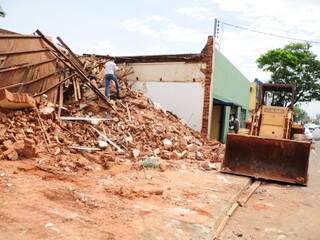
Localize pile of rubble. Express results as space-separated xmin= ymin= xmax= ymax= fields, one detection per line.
xmin=0 ymin=93 xmax=224 ymax=167
xmin=0 ymin=55 xmax=225 ymax=172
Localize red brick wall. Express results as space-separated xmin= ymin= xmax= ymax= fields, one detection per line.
xmin=201 ymin=36 xmax=214 ymax=137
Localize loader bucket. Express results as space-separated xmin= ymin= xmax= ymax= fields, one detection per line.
xmin=221 ymin=133 xmax=311 ymax=185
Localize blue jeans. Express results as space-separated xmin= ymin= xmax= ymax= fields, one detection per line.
xmin=105 ymin=74 xmax=120 ymax=97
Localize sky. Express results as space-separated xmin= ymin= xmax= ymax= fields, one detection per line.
xmin=1 ymin=0 xmax=320 ymax=117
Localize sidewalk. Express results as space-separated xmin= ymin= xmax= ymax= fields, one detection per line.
xmin=125 ymin=169 xmax=251 ymax=240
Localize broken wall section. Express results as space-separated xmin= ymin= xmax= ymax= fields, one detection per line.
xmin=83 ymin=37 xmax=214 ymax=135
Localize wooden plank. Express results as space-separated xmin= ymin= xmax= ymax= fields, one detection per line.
xmin=33 ymin=73 xmax=76 ymax=97
xmin=212 ymin=180 xmax=261 ymax=240
xmin=0 ymin=71 xmax=58 ymax=90
xmin=76 ymin=79 xmax=81 ymax=99
xmin=90 ymin=126 xmax=124 ymax=153
xmin=36 ymin=30 xmax=113 ymax=107
xmin=237 ymin=180 xmax=262 ymax=206
xmin=58 ymin=84 xmax=64 ymax=118
xmin=72 ymin=78 xmax=78 ymax=101
xmin=59 ymin=116 xmax=111 ymax=122
xmin=56 ymin=36 xmax=84 ymax=68
xmin=0 ymin=35 xmax=41 ymax=39
xmin=68 ymin=146 xmax=101 ymax=151
xmin=0 ymin=48 xmax=50 ymax=56
xmin=0 ymin=58 xmax=57 ymax=73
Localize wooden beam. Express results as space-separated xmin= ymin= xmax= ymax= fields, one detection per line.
xmin=33 ymin=73 xmax=76 ymax=97
xmin=59 ymin=116 xmax=111 ymax=122
xmin=0 ymin=58 xmax=57 ymax=73
xmin=91 ymin=126 xmax=124 ymax=153
xmin=56 ymin=36 xmax=84 ymax=68
xmin=0 ymin=71 xmax=58 ymax=90
xmin=68 ymin=146 xmax=101 ymax=151
xmin=0 ymin=48 xmax=50 ymax=56
xmin=58 ymin=84 xmax=63 ymax=118
xmin=36 ymin=29 xmax=112 ymax=106
xmin=0 ymin=34 xmax=41 ymax=39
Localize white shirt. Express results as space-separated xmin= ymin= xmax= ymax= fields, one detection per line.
xmin=104 ymin=61 xmax=118 ymax=75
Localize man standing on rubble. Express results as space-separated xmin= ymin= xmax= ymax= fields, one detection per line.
xmin=104 ymin=57 xmax=120 ymax=98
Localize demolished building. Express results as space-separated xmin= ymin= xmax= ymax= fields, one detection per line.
xmin=0 ymin=28 xmax=225 ymax=165
xmin=0 ymin=27 xmax=255 ymax=240
xmin=84 ymin=36 xmax=251 ymax=143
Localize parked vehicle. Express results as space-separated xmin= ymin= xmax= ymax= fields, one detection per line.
xmin=304 ymin=126 xmax=313 ymax=140
xmin=312 ymin=128 xmax=320 ymax=141
xmin=305 ymin=123 xmax=319 ymax=132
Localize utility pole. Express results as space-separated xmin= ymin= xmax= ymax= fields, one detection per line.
xmin=214 ymin=18 xmax=218 ymax=38
xmin=0 ymin=4 xmax=6 ymax=17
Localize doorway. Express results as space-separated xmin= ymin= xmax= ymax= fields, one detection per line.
xmin=210 ymin=105 xmax=223 ymax=140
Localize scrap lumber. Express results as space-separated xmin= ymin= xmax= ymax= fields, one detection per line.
xmin=68 ymin=146 xmax=101 ymax=151
xmin=58 ymin=84 xmax=64 ymax=118
xmin=0 ymin=48 xmax=50 ymax=56
xmin=90 ymin=126 xmax=124 ymax=153
xmin=35 ymin=30 xmax=112 ymax=108
xmin=56 ymin=36 xmax=84 ymax=69
xmin=34 ymin=108 xmax=51 ymax=151
xmin=0 ymin=89 xmax=36 ymax=109
xmin=237 ymin=180 xmax=261 ymax=206
xmin=73 ymin=79 xmax=78 ymax=101
xmin=0 ymin=58 xmax=57 ymax=74
xmin=76 ymin=79 xmax=81 ymax=99
xmin=212 ymin=180 xmax=262 ymax=240
xmin=33 ymin=73 xmax=76 ymax=97
xmin=59 ymin=116 xmax=111 ymax=122
xmin=0 ymin=71 xmax=58 ymax=90
xmin=126 ymin=102 xmax=131 ymax=121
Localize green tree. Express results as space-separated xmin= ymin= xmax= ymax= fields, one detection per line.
xmin=293 ymin=105 xmax=309 ymax=122
xmin=257 ymin=43 xmax=320 ymax=105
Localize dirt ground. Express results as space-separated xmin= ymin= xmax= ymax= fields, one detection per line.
xmin=0 ymin=157 xmax=250 ymax=240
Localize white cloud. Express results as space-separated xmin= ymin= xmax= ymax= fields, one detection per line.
xmin=76 ymin=40 xmax=134 ymax=56
xmin=176 ymin=6 xmax=214 ymax=20
xmin=301 ymin=101 xmax=320 ymax=118
xmin=123 ymin=18 xmax=157 ymax=36
xmin=160 ymin=23 xmax=207 ymax=42
xmin=149 ymin=15 xmax=171 ymax=23
xmin=123 ymin=17 xmax=207 ymax=43
xmin=217 ymin=28 xmax=290 ymax=80
xmin=207 ymin=0 xmax=320 ymax=79
xmin=145 ymin=44 xmax=171 ymax=54
xmin=212 ymin=0 xmax=320 ymax=37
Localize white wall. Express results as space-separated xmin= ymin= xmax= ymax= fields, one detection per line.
xmin=131 ymin=81 xmax=204 ymax=131
xmin=126 ymin=62 xmax=205 ymax=82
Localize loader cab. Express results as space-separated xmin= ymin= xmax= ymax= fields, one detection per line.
xmin=255 ymin=84 xmax=295 ymax=139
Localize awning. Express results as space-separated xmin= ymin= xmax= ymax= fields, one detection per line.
xmin=212 ymin=98 xmax=240 ymax=107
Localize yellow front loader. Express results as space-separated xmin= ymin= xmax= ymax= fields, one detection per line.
xmin=221 ymin=84 xmax=311 ymax=185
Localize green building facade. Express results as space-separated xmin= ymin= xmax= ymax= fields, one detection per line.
xmin=209 ymin=49 xmax=250 ymax=142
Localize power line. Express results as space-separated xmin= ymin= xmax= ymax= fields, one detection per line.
xmin=221 ymin=21 xmax=320 ymax=44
